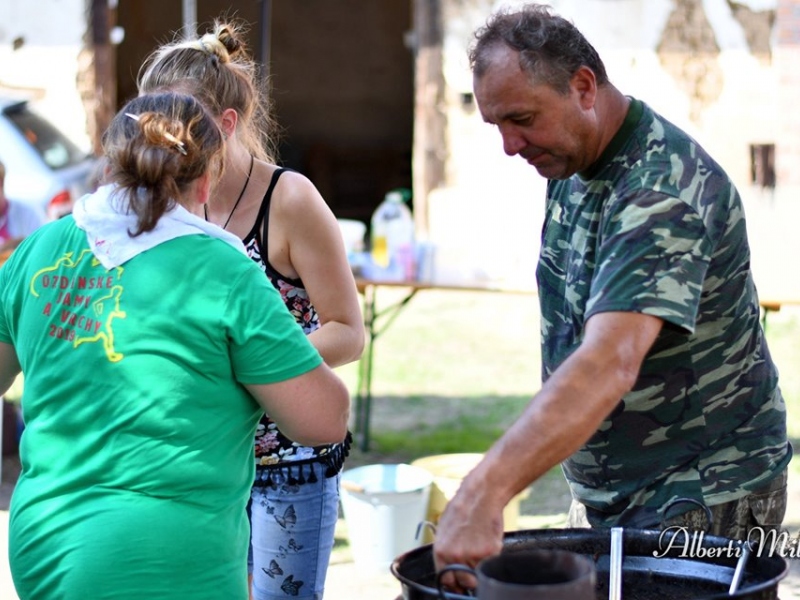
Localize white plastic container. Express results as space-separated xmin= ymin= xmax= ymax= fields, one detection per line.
xmin=336 ymin=218 xmax=367 ymax=256
xmin=340 ymin=463 xmax=433 ymax=573
xmin=369 ymin=190 xmax=415 ymax=281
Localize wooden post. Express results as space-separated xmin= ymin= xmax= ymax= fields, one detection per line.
xmin=259 ymin=0 xmax=273 ymax=79
xmin=78 ymin=0 xmax=117 ymax=157
xmin=412 ymin=0 xmax=446 ymax=237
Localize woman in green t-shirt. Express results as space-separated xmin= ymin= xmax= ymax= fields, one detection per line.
xmin=0 ymin=91 xmax=350 ymax=600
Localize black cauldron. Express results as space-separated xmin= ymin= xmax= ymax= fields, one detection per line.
xmin=391 ymin=528 xmax=789 ymax=600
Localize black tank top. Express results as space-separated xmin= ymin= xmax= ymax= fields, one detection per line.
xmin=242 ymin=167 xmax=351 ymax=486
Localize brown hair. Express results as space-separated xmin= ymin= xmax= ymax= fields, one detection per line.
xmin=102 ymin=92 xmax=224 ymax=235
xmin=137 ymin=19 xmax=279 ymax=163
xmin=469 ymin=3 xmax=608 ymax=94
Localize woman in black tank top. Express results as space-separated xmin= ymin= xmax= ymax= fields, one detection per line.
xmin=138 ymin=19 xmax=365 ymax=600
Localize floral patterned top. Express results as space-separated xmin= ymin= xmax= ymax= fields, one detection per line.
xmin=242 ymin=168 xmax=351 ymax=488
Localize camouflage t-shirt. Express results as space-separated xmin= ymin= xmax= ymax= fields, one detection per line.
xmin=538 ymin=98 xmax=792 ymax=527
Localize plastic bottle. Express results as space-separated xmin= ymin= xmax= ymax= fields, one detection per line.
xmin=370 ymin=189 xmax=415 ymax=280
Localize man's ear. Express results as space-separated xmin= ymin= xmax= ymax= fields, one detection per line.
xmin=572 ymin=66 xmax=597 ymax=108
xmin=219 ymin=108 xmax=239 ymax=139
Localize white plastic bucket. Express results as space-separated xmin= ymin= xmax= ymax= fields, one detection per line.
xmin=340 ymin=463 xmax=433 ymax=573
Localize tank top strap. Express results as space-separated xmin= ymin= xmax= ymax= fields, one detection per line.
xmin=247 ymin=167 xmax=290 ymax=252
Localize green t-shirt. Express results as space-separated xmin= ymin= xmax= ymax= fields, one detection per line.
xmin=0 ymin=216 xmax=322 ymax=599
xmin=539 ymin=99 xmax=791 ymax=527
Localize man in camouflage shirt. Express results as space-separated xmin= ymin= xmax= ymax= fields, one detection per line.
xmin=545 ymin=96 xmax=789 ymax=528
xmin=433 ymin=2 xmax=791 ymax=583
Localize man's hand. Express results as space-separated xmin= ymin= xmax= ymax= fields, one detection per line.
xmin=432 ymin=484 xmax=505 ymax=594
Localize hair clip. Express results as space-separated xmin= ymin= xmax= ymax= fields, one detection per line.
xmin=162 ymin=132 xmax=188 ymax=156
xmin=125 ymin=111 xmax=187 ymax=156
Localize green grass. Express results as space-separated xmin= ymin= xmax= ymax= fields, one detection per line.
xmin=369 ymin=396 xmax=530 ymax=456
xmin=331 ymin=290 xmax=800 ymax=562
xmin=763 ymin=307 xmax=800 ymax=438
xmin=337 ymin=288 xmax=800 ymax=454
xmin=335 ymin=288 xmax=541 ymax=400
xmin=335 ymin=290 xmax=800 ymax=521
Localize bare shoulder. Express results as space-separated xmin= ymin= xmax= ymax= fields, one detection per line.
xmin=270 ymin=168 xmax=331 ymax=217
xmin=270 ymin=171 xmax=336 ymax=237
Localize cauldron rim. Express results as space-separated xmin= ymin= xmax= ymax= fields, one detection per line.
xmin=390 ymin=527 xmax=789 ymax=600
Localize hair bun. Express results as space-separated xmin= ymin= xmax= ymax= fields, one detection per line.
xmin=214 ymin=21 xmax=248 ymax=60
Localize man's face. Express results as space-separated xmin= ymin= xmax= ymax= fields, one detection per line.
xmin=473 ymin=46 xmax=596 ymax=180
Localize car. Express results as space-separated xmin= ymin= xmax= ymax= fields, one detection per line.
xmin=0 ymin=96 xmax=98 ymax=221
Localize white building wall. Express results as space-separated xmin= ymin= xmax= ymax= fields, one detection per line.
xmin=429 ymin=0 xmax=785 ymax=291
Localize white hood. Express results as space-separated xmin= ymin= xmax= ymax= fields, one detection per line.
xmin=72 ymin=184 xmax=246 ymax=269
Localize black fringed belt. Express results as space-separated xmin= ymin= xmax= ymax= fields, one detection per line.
xmin=253 ymin=431 xmax=353 ymax=489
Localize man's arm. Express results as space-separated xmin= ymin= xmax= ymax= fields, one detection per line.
xmin=433 ymin=310 xmax=663 ymax=586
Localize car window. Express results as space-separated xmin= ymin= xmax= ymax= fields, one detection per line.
xmin=3 ymin=103 xmax=87 ymax=170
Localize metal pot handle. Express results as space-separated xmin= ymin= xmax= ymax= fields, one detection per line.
xmin=660 ymin=497 xmax=713 ymax=532
xmin=435 ymin=564 xmax=477 ymax=599
xmin=416 ymin=520 xmax=437 ymax=542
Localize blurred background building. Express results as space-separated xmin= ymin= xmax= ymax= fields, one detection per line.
xmin=0 ymin=0 xmax=797 ymax=289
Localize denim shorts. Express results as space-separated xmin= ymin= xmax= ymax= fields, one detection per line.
xmin=247 ymin=466 xmax=341 ymax=600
